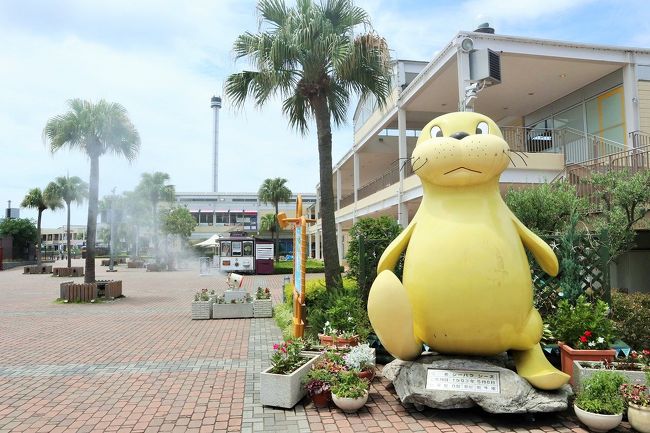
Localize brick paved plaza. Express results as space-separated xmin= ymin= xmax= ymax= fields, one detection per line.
xmin=0 ymin=260 xmax=634 ymax=432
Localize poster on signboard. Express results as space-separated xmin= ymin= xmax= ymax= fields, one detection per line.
xmin=294 ymin=226 xmax=302 ymax=294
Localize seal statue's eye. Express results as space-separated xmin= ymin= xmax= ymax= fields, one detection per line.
xmin=476 ymin=121 xmax=489 ymax=135
xmin=430 ymin=126 xmax=443 ymax=138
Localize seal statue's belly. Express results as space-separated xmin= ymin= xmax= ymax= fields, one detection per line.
xmin=403 ymin=206 xmax=533 ymax=355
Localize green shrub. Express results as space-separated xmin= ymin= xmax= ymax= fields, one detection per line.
xmin=611 ymin=291 xmax=650 ymax=350
xmin=273 ymin=303 xmax=294 ymax=340
xmin=547 ymin=295 xmax=615 ymax=349
xmin=273 ymin=259 xmax=344 ymax=274
xmin=575 ymin=371 xmax=626 ymax=415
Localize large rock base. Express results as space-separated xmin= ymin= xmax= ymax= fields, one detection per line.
xmin=382 ymin=354 xmax=571 ymax=414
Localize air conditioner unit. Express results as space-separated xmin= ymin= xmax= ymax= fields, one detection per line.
xmin=469 ymin=48 xmax=501 ymax=85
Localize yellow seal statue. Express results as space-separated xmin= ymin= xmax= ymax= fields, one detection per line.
xmin=368 ymin=112 xmax=569 ymax=390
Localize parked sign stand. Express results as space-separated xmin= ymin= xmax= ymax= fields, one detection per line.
xmin=277 ymin=195 xmax=314 ymax=338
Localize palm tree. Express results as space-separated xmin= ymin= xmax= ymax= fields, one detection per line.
xmin=226 ymin=0 xmax=392 ymax=288
xmin=21 ymin=186 xmax=63 ymax=264
xmin=44 ymin=175 xmax=88 ymax=268
xmin=136 ymin=172 xmax=175 ymax=256
xmin=43 ymin=99 xmax=140 ymax=283
xmin=259 ymin=213 xmax=278 ymax=257
xmin=258 ymin=178 xmax=292 ymax=262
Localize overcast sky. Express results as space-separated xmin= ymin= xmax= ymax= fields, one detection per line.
xmin=2 ymin=0 xmax=649 ymax=227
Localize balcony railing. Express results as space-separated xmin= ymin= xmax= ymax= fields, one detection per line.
xmin=337 ymin=126 xmax=633 ymax=210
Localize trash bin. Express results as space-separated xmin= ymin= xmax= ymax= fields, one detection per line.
xmin=255 ymin=258 xmax=274 ymax=275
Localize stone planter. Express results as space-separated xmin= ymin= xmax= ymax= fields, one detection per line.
xmin=253 ymin=299 xmax=273 ymax=318
xmin=260 ymin=354 xmax=320 ymax=408
xmin=191 ymin=301 xmax=213 ymax=320
xmin=628 ymin=403 xmax=650 ymax=433
xmin=559 ymin=343 xmax=616 ymax=385
xmin=332 ymin=391 xmax=369 ymax=413
xmin=212 ymin=303 xmax=253 ymax=319
xmin=23 ymin=265 xmax=52 ymax=274
xmin=52 ymin=267 xmax=84 ymax=277
xmin=127 ymin=260 xmax=145 ymax=268
xmin=573 ymin=360 xmax=648 ymax=391
xmin=574 ymin=404 xmax=622 ymax=432
xmin=224 ymin=290 xmax=247 ymax=303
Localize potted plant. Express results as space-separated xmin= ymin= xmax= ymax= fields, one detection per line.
xmin=331 ymin=371 xmax=370 ymax=413
xmin=191 ymin=289 xmax=212 ymax=320
xmin=253 ymin=287 xmax=273 ymax=318
xmin=344 ymin=344 xmax=376 ymax=382
xmin=303 ymin=367 xmax=335 ymax=408
xmin=260 ymin=339 xmax=321 ymax=408
xmin=318 ymin=294 xmax=370 ymax=347
xmin=620 ymin=371 xmax=650 ymax=433
xmin=549 ymin=295 xmax=616 ymax=382
xmin=574 ymin=371 xmax=626 ymax=432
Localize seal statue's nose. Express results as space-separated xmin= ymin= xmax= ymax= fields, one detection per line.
xmin=451 ymin=131 xmax=469 ymax=140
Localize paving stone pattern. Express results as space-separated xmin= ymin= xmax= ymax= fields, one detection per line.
xmin=0 ymin=259 xmax=635 ymax=432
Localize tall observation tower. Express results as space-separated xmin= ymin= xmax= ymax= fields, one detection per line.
xmin=210 ymin=95 xmax=222 ymax=193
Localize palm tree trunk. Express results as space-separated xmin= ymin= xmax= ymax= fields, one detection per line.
xmin=36 ymin=210 xmax=42 ymax=265
xmin=66 ymin=202 xmax=72 ymax=268
xmin=312 ymin=95 xmax=342 ymax=289
xmin=85 ymin=155 xmax=99 ymax=283
xmin=152 ymin=203 xmax=158 ymax=258
xmin=274 ymin=202 xmax=280 ymax=262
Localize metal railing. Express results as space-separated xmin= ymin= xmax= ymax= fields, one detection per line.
xmin=500 ymin=126 xmax=562 ymax=154
xmin=556 ymin=128 xmax=628 ymax=164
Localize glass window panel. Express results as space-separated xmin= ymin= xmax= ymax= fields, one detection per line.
xmin=553 ymin=105 xmax=583 ymax=132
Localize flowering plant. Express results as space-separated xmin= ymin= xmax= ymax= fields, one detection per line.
xmin=548 ymin=295 xmax=615 ymax=349
xmin=344 ymin=344 xmax=375 ymax=371
xmin=620 ymin=383 xmax=650 ymax=407
xmin=575 ymin=330 xmax=609 ymax=350
xmin=269 ymin=339 xmax=307 ymax=375
xmin=194 ymin=289 xmax=210 ymax=302
xmin=256 ymin=287 xmax=271 ymax=300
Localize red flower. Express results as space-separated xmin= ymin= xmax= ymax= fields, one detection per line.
xmin=643 ymin=349 xmax=650 ymax=356
xmin=583 ymin=330 xmax=592 ymax=337
xmin=579 ymin=336 xmax=588 ymax=343
xmin=631 ymin=351 xmax=638 ymax=359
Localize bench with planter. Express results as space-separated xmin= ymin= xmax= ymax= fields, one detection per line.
xmin=23 ymin=265 xmax=53 ymax=274
xmin=213 ymin=302 xmax=254 ymax=319
xmin=59 ymin=279 xmax=122 ymax=302
xmin=52 ymin=267 xmax=84 ymax=277
xmin=127 ymin=260 xmax=145 ymax=268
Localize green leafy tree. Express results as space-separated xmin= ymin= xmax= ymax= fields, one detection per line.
xmin=161 ymin=207 xmax=197 ymax=240
xmin=43 ymin=99 xmax=140 ymax=282
xmin=589 ymin=169 xmax=650 ymax=262
xmin=43 ymin=175 xmax=88 ymax=268
xmin=136 ymin=172 xmax=175 ymax=256
xmin=21 ymin=186 xmax=63 ymax=264
xmin=0 ymin=218 xmax=38 ymax=260
xmin=504 ymin=181 xmax=587 ymax=235
xmin=346 ymin=216 xmax=402 ymax=308
xmin=226 ymin=0 xmax=392 ymax=289
xmin=258 ymin=178 xmax=291 ymax=261
xmin=259 ymin=213 xmax=278 ymax=248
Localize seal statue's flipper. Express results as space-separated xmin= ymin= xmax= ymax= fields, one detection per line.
xmin=368 ymin=270 xmax=423 ymax=360
xmin=378 ymin=220 xmax=416 ymax=273
xmin=510 ymin=212 xmax=559 ymax=276
xmin=512 ymin=344 xmax=570 ymax=390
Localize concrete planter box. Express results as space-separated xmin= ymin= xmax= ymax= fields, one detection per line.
xmin=224 ymin=290 xmax=247 ymax=303
xmin=191 ymin=301 xmax=213 ymax=320
xmin=253 ymin=299 xmax=273 ymax=318
xmin=212 ymin=303 xmax=253 ymax=319
xmin=559 ymin=342 xmax=616 ymax=385
xmin=573 ymin=360 xmax=648 ymax=391
xmin=260 ymin=354 xmax=320 ymax=408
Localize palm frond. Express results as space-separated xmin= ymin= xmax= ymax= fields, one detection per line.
xmin=281 ymin=91 xmax=310 ymax=134
xmin=257 ymin=0 xmax=290 ymax=29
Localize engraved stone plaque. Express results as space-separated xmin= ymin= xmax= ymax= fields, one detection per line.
xmin=426 ymin=369 xmax=500 ymax=394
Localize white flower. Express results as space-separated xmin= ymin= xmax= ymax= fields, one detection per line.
xmin=597 ymin=337 xmax=605 ymax=344
xmin=588 ymin=341 xmax=596 ymax=347
xmin=347 ymin=316 xmax=353 ymax=322
xmin=325 ymin=321 xmax=330 ymax=326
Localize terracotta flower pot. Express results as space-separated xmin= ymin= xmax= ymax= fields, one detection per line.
xmin=558 ymin=342 xmax=616 ymax=385
xmin=309 ymin=390 xmax=331 ymax=408
xmin=318 ymin=334 xmax=359 ymax=348
xmin=357 ymin=368 xmax=375 ymax=382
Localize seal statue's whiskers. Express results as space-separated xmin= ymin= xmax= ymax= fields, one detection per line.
xmin=504 ymin=150 xmax=517 ymax=167
xmin=509 ymin=149 xmax=529 ymax=166
xmin=412 ymin=157 xmax=428 ymax=173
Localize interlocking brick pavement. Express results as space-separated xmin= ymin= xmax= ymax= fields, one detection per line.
xmin=0 ymin=259 xmax=635 ymax=432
